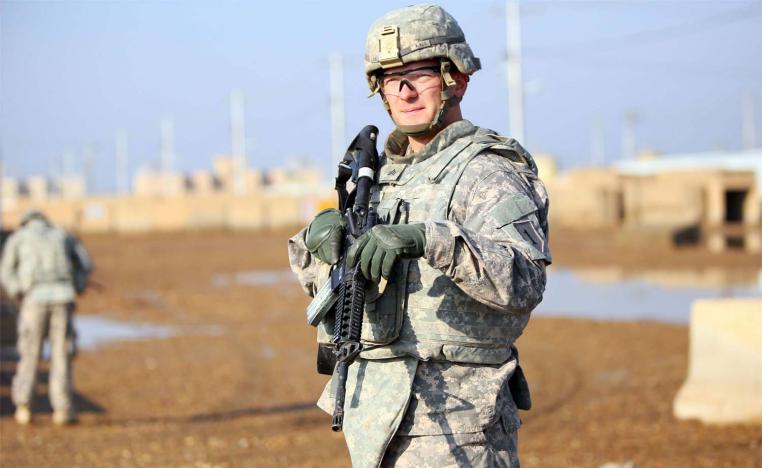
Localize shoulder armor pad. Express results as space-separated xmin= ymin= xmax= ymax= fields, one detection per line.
xmin=468 ymin=128 xmax=539 ymax=176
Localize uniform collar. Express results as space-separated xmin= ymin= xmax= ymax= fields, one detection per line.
xmin=24 ymin=219 xmax=49 ymax=231
xmin=384 ymin=119 xmax=477 ymax=165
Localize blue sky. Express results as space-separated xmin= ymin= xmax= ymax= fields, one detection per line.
xmin=1 ymin=0 xmax=761 ymax=193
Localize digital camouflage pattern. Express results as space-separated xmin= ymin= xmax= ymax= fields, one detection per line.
xmin=12 ymin=301 xmax=76 ymax=415
xmin=381 ymin=415 xmax=520 ymax=468
xmin=364 ymin=4 xmax=480 ymax=81
xmin=396 ymin=358 xmax=522 ymax=436
xmin=308 ymin=120 xmax=549 ymax=363
xmin=288 ymin=119 xmax=549 ymax=467
xmin=0 ymin=217 xmax=92 ymax=304
xmin=316 ymin=356 xmax=419 ymax=468
xmin=1 ymin=215 xmax=91 ymax=421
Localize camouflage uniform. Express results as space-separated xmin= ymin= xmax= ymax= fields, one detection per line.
xmin=0 ymin=213 xmax=92 ymax=420
xmin=289 ymin=120 xmax=550 ymax=467
xmin=288 ymin=4 xmax=550 ymax=466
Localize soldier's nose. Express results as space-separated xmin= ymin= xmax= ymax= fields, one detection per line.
xmin=398 ymin=80 xmax=418 ymax=99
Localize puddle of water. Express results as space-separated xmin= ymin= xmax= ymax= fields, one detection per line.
xmin=75 ymin=316 xmax=224 ymax=350
xmin=260 ymin=345 xmax=275 ymax=359
xmin=212 ymin=266 xmax=762 ymax=323
xmin=210 ymin=267 xmax=760 ymax=324
xmin=212 ymin=270 xmax=296 ymax=287
xmin=536 ymin=267 xmax=761 ymax=323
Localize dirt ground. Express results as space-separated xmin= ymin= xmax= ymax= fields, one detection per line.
xmin=0 ymin=228 xmax=760 ymax=467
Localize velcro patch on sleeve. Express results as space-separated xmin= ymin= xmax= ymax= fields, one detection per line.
xmin=513 ymin=219 xmax=546 ymax=256
xmin=492 ymin=193 xmax=538 ymax=228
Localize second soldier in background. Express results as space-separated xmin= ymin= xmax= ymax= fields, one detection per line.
xmin=1 ymin=210 xmax=92 ymax=426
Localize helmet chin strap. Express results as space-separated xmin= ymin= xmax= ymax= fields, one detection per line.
xmin=384 ymin=60 xmax=459 ymax=138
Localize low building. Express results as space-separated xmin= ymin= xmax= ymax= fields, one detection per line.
xmin=547 ymin=149 xmax=762 ymax=252
xmin=57 ymin=175 xmax=86 ymax=199
xmin=133 ymin=170 xmax=188 ymax=197
xmin=1 ymin=157 xmax=330 ymax=233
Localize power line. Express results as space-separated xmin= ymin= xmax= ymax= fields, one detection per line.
xmin=525 ymin=3 xmax=762 ymax=58
xmin=532 ymin=54 xmax=762 ymax=81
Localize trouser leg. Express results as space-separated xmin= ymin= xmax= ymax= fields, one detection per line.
xmin=48 ymin=302 xmax=75 ymax=414
xmin=11 ymin=300 xmax=49 ymax=406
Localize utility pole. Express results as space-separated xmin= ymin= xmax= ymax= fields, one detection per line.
xmin=742 ymin=93 xmax=757 ymax=150
xmin=160 ymin=114 xmax=175 ymax=196
xmin=591 ymin=117 xmax=605 ymax=166
xmin=116 ymin=129 xmax=129 ymax=195
xmin=506 ymin=0 xmax=525 ymax=144
xmin=230 ymin=89 xmax=247 ymax=194
xmin=329 ymin=52 xmax=346 ymax=173
xmin=48 ymin=156 xmax=59 ymax=181
xmin=621 ymin=111 xmax=638 ymax=160
xmin=83 ymin=144 xmax=97 ymax=195
xmin=160 ymin=114 xmax=175 ymax=175
xmin=62 ymin=150 xmax=75 ymax=176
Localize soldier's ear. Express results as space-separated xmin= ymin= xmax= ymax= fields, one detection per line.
xmin=452 ymin=72 xmax=468 ymax=99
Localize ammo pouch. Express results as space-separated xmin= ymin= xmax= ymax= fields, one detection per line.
xmin=314 ymin=261 xmax=408 ymax=345
xmin=314 ymin=256 xmax=408 ymax=375
xmin=316 ymin=343 xmax=335 ymax=375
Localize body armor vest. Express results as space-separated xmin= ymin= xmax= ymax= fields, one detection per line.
xmin=317 ymin=129 xmax=544 ymax=365
xmin=16 ymin=221 xmax=74 ymax=294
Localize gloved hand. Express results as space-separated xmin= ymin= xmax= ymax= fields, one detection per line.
xmin=347 ymin=224 xmax=426 ymax=283
xmin=305 ymin=208 xmax=347 ymax=265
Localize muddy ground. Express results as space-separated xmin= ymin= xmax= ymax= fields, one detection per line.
xmin=0 ymin=228 xmax=760 ymax=467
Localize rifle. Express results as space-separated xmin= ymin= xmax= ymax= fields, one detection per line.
xmin=303 ymin=125 xmax=379 ymax=430
xmin=83 ymin=278 xmax=105 ymax=294
xmin=327 ymin=125 xmax=380 ymax=432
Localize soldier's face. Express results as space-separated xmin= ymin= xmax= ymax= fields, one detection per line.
xmin=381 ymin=60 xmax=442 ymax=128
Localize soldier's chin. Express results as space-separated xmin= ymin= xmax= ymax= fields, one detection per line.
xmin=393 ymin=115 xmax=431 ymax=129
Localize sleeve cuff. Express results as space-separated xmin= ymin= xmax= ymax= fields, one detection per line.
xmin=424 ymin=221 xmax=456 ymax=270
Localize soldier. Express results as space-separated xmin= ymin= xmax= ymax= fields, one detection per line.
xmin=0 ymin=210 xmax=92 ymax=425
xmin=288 ymin=4 xmax=550 ymax=466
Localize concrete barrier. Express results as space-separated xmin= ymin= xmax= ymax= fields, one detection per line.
xmin=673 ymin=298 xmax=762 ymax=424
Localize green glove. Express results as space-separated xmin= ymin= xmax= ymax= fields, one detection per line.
xmin=305 ymin=208 xmax=347 ymax=265
xmin=347 ymin=224 xmax=426 ymax=283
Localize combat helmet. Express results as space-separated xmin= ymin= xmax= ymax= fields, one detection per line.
xmin=19 ymin=209 xmax=48 ymax=226
xmin=365 ymin=4 xmax=481 ymax=136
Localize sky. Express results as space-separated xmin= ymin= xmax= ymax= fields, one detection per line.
xmin=1 ymin=0 xmax=761 ymax=194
